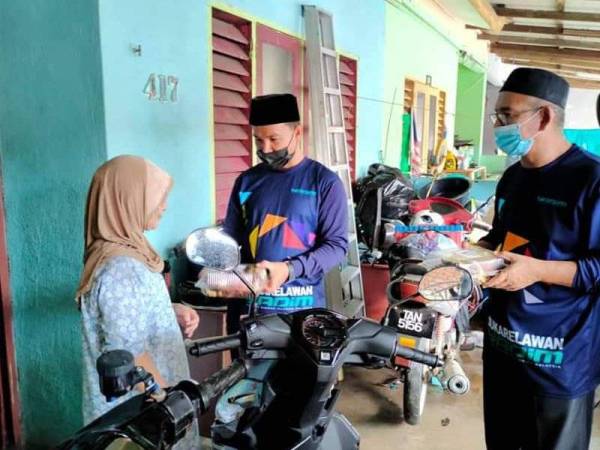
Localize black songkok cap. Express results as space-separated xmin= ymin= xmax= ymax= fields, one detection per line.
xmin=500 ymin=68 xmax=569 ymax=108
xmin=249 ymin=93 xmax=300 ymax=126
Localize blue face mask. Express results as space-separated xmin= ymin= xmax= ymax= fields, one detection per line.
xmin=494 ymin=110 xmax=540 ymax=158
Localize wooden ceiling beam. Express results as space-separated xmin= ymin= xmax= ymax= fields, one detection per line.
xmin=500 ymin=58 xmax=600 ymax=76
xmin=467 ymin=23 xmax=600 ymax=38
xmin=490 ymin=43 xmax=600 ymax=63
xmin=493 ymin=51 xmax=600 ymax=71
xmin=479 ymin=32 xmax=600 ymax=51
xmin=562 ymin=77 xmax=600 ymax=89
xmin=492 ymin=47 xmax=600 ymax=70
xmin=467 ymin=0 xmax=508 ymax=32
xmin=494 ymin=6 xmax=600 ymax=22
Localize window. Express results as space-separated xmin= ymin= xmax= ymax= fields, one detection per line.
xmin=404 ymin=78 xmax=446 ymax=174
xmin=211 ymin=14 xmax=359 ymax=218
xmin=339 ymin=56 xmax=357 ymax=180
xmin=256 ymin=24 xmax=307 ymax=151
xmin=256 ymin=25 xmax=302 ymax=97
xmin=212 ymin=9 xmax=252 ymax=220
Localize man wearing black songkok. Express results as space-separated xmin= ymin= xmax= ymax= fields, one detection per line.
xmin=478 ymin=67 xmax=600 ymax=449
xmin=222 ymin=93 xmax=348 ymax=324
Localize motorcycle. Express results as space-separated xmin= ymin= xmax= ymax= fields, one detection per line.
xmin=375 ymin=196 xmax=498 ymax=426
xmin=57 ymin=227 xmax=475 ymax=449
xmin=381 ymin=257 xmax=484 ymax=426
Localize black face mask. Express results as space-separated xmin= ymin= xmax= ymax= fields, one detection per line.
xmin=257 ymin=135 xmax=295 ymax=170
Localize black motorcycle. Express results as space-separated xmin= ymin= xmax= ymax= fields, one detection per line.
xmin=57 ymin=227 xmax=475 ymax=449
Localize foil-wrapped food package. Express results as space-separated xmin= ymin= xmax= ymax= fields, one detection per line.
xmin=196 ymin=264 xmax=269 ymax=298
xmin=440 ymin=247 xmax=506 ymax=283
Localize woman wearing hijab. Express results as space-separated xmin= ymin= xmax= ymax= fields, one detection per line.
xmin=76 ymin=155 xmax=199 ymax=438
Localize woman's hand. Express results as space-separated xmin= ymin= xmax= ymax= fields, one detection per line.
xmin=172 ymin=303 xmax=200 ymax=338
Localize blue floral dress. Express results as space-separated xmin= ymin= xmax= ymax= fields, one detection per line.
xmin=80 ymin=256 xmax=198 ymax=448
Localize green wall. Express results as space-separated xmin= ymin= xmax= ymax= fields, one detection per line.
xmin=480 ymin=154 xmax=508 ymax=175
xmin=455 ymin=63 xmax=487 ymax=163
xmin=382 ymin=2 xmax=488 ymax=172
xmin=382 ymin=2 xmax=460 ymax=169
xmin=0 ymin=1 xmax=107 ymax=447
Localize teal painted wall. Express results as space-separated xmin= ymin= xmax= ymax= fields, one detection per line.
xmin=455 ymin=64 xmax=487 ymax=163
xmin=97 ymin=1 xmax=386 ymax=248
xmin=0 ymin=1 xmax=107 ymax=448
xmin=98 ymin=0 xmax=212 ymax=255
xmin=0 ymin=0 xmax=385 ymax=445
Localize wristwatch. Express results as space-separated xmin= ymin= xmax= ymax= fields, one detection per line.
xmin=286 ymin=260 xmax=296 ymax=282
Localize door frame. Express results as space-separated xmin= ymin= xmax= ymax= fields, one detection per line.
xmin=255 ymin=23 xmax=309 ymax=154
xmin=0 ymin=177 xmax=21 ymax=448
xmin=410 ymin=79 xmax=445 ymax=173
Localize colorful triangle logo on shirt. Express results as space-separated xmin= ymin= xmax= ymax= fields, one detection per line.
xmin=289 ymin=220 xmax=313 ymax=247
xmin=259 ymin=214 xmax=287 ymax=237
xmin=249 ymin=225 xmax=259 ymax=259
xmin=503 ymin=232 xmax=530 ymax=252
xmin=497 ymin=198 xmax=506 ymax=214
xmin=523 ymin=289 xmax=544 ymax=304
xmin=239 ymin=191 xmax=252 ymax=205
xmin=283 ymin=223 xmax=306 ymax=250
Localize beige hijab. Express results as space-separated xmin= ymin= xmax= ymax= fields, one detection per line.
xmin=76 ymin=155 xmax=173 ymax=299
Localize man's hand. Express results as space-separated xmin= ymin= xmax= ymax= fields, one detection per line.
xmin=484 ymin=252 xmax=544 ymax=291
xmin=172 ymin=303 xmax=200 ymax=338
xmin=256 ymin=260 xmax=290 ymax=293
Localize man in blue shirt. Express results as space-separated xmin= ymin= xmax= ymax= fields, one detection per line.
xmin=223 ymin=93 xmax=348 ymax=321
xmin=480 ymin=68 xmax=599 ymax=449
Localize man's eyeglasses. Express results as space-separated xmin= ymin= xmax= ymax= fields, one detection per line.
xmin=489 ymin=107 xmax=542 ymax=126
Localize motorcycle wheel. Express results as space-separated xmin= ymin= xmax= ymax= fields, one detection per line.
xmin=403 ymin=339 xmax=430 ymax=425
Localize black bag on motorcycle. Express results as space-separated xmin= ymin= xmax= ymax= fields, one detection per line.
xmin=355 ymin=164 xmax=416 ymax=248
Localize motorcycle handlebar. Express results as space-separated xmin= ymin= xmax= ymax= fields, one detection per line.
xmin=187 ymin=334 xmax=241 ymax=357
xmin=395 ymin=344 xmax=442 ymax=367
xmin=197 ymin=359 xmax=247 ymax=413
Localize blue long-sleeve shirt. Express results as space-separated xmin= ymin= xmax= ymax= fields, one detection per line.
xmin=223 ymin=157 xmax=348 ymax=314
xmin=482 ymin=145 xmax=600 ymax=398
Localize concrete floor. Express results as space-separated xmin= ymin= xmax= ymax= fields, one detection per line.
xmin=336 ymin=349 xmax=600 ymax=450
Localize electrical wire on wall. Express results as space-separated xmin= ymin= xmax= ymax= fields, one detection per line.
xmin=382 ymin=87 xmax=399 ymax=163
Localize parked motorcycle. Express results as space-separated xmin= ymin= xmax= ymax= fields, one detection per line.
xmin=381 ymin=257 xmax=486 ymax=425
xmin=376 ymin=196 xmax=497 ymax=425
xmin=58 ymin=227 xmax=468 ymax=449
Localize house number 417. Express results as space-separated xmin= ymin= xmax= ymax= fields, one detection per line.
xmin=143 ymin=74 xmax=179 ymax=102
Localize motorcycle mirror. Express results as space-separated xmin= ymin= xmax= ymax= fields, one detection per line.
xmin=185 ymin=227 xmax=240 ymax=271
xmin=418 ymin=266 xmax=473 ymax=302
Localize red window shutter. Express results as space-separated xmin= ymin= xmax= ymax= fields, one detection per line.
xmin=339 ymin=56 xmax=357 ymax=181
xmin=213 ymin=53 xmax=249 ymax=77
xmin=214 ymin=106 xmax=248 ymax=125
xmin=215 ymin=140 xmax=250 ymax=158
xmin=213 ymin=71 xmax=250 ymax=93
xmin=212 ymin=9 xmax=252 ymax=221
xmin=214 ymin=89 xmax=249 ymax=108
xmin=213 ymin=36 xmax=250 ymax=60
xmin=212 ymin=17 xmax=249 ymax=45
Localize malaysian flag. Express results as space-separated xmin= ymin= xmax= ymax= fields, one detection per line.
xmin=410 ymin=112 xmax=422 ymax=177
